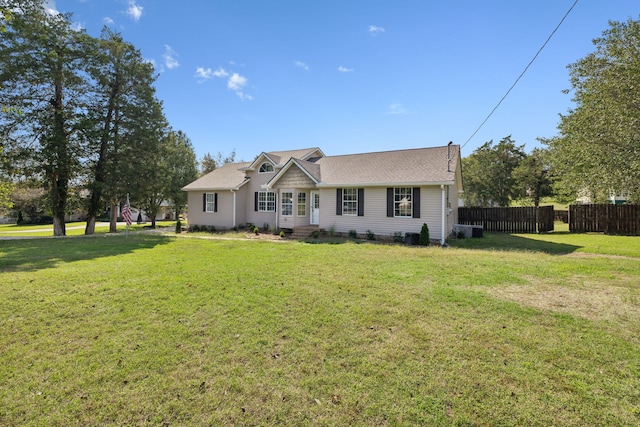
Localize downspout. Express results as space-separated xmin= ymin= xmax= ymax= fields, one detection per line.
xmin=275 ymin=191 xmax=279 ymax=230
xmin=441 ymin=184 xmax=447 ymax=246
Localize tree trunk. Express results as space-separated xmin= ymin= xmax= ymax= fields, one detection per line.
xmin=110 ymin=203 xmax=118 ymax=233
xmin=85 ymin=216 xmax=97 ymax=234
xmin=50 ymin=65 xmax=68 ymax=237
xmin=85 ymin=79 xmax=118 ymax=235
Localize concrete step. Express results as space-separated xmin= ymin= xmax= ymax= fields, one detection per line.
xmin=289 ymin=225 xmax=320 ymax=239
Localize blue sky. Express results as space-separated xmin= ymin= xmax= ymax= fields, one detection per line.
xmin=51 ymin=0 xmax=638 ymax=161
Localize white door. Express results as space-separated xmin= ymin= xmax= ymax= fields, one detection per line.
xmin=310 ymin=191 xmax=320 ymax=225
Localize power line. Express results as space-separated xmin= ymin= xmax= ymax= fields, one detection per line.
xmin=461 ymin=0 xmax=580 ymax=150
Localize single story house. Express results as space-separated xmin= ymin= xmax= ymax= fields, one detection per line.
xmin=182 ymin=144 xmax=463 ymax=244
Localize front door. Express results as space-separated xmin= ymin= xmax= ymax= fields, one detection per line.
xmin=310 ymin=191 xmax=320 ymax=225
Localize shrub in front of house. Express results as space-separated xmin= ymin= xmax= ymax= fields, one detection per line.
xmin=419 ymin=223 xmax=430 ymax=246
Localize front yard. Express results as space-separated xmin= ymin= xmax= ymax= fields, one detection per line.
xmin=1 ymin=231 xmax=638 ymax=425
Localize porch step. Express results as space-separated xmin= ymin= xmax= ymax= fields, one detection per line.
xmin=289 ymin=225 xmax=320 ymax=239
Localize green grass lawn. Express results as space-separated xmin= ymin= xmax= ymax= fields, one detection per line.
xmin=0 ymin=221 xmax=177 ymax=237
xmin=1 ymin=231 xmax=639 ymax=425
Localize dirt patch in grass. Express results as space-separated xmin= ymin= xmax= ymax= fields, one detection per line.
xmin=486 ymin=280 xmax=640 ymax=324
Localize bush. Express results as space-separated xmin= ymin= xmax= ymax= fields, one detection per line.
xmin=253 ymin=226 xmax=260 ymax=235
xmin=365 ymin=230 xmax=376 ymax=240
xmin=263 ymin=223 xmax=270 ymax=231
xmin=279 ymin=230 xmax=285 ymax=238
xmin=271 ymin=226 xmax=279 ymax=235
xmin=419 ymin=223 xmax=430 ymax=246
xmin=311 ymin=230 xmax=319 ymax=239
xmin=393 ymin=231 xmax=404 ymax=243
xmin=348 ymin=229 xmax=358 ymax=239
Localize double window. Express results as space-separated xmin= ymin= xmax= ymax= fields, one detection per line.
xmin=257 ymin=191 xmax=275 ymax=212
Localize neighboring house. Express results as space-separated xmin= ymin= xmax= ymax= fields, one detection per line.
xmin=182 ymin=144 xmax=463 ymax=244
xmin=576 ymin=188 xmax=629 ymax=205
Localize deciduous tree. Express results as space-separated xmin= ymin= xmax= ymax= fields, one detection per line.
xmin=547 ymin=18 xmax=640 ymax=202
xmin=462 ymin=136 xmax=525 ymax=207
xmin=0 ymin=0 xmax=94 ymax=235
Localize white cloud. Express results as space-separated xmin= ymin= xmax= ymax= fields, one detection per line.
xmin=228 ymin=73 xmax=252 ymax=100
xmin=103 ymin=16 xmax=115 ymax=25
xmin=44 ymin=0 xmax=59 ymax=15
xmin=195 ymin=66 xmax=229 ymax=82
xmin=294 ymin=60 xmax=309 ymax=71
xmin=337 ymin=66 xmax=354 ymax=73
xmin=386 ymin=103 xmax=408 ymax=115
xmin=196 ymin=66 xmax=251 ymax=100
xmin=228 ymin=73 xmax=247 ymax=91
xmin=163 ymin=45 xmax=179 ymax=69
xmin=71 ymin=21 xmax=84 ymax=31
xmin=195 ymin=67 xmax=214 ymax=81
xmin=126 ymin=1 xmax=143 ymax=22
xmin=369 ymin=25 xmax=385 ymax=35
xmin=213 ymin=67 xmax=229 ymax=78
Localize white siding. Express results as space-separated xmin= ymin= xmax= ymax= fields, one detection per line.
xmin=186 ymin=190 xmax=235 ymax=228
xmin=245 ymin=167 xmax=279 ymax=229
xmin=277 ymin=189 xmax=311 ymax=229
xmin=319 ymin=186 xmax=445 ymax=240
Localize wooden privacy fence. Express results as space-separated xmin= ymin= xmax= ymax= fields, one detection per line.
xmin=458 ymin=206 xmax=554 ymax=234
xmin=569 ymin=204 xmax=640 ymax=235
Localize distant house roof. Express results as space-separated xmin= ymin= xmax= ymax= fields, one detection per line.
xmin=315 ymin=145 xmax=460 ymax=187
xmin=182 ymin=162 xmax=251 ymax=191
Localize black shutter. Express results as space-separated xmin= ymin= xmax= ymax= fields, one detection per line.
xmin=413 ymin=187 xmax=420 ymax=218
xmin=336 ymin=189 xmax=343 ymax=216
xmin=203 ymin=193 xmax=206 ymax=212
xmin=386 ymin=188 xmax=394 ymax=217
xmin=214 ymin=193 xmax=218 ymax=213
xmin=357 ymin=188 xmax=364 ymax=216
xmin=254 ymin=192 xmax=258 ymax=211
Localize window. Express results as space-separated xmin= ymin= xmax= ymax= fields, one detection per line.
xmin=204 ymin=193 xmax=217 ymax=213
xmin=394 ymin=187 xmax=412 ymax=217
xmin=282 ymin=192 xmax=293 ymax=216
xmin=258 ymin=191 xmax=275 ymax=212
xmin=259 ymin=162 xmax=274 ymax=173
xmin=297 ymin=192 xmax=307 ymax=216
xmin=343 ymin=188 xmax=357 ymax=215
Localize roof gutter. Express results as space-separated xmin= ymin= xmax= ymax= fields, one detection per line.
xmin=315 ymin=181 xmax=455 ymax=188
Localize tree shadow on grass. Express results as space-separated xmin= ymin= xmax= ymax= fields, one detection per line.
xmin=0 ymin=233 xmax=173 ymax=272
xmin=448 ymin=232 xmax=581 ymax=254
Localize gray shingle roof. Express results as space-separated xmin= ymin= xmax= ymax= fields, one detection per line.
xmin=181 ymin=162 xmax=251 ymax=191
xmin=316 ymin=145 xmax=459 ymax=186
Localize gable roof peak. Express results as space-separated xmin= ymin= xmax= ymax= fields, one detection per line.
xmin=247 ymin=147 xmax=325 ymax=170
